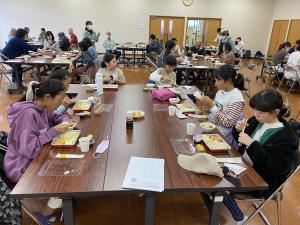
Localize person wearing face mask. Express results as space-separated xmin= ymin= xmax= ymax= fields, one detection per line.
xmin=235 ymin=37 xmax=245 ymax=57
xmin=102 ymin=31 xmax=121 ymax=59
xmin=82 ymin=21 xmax=100 ymax=44
xmin=272 ymin=41 xmax=291 ymax=66
xmin=215 ymin=29 xmax=235 ymax=56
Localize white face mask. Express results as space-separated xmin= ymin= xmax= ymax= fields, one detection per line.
xmin=106 ymin=35 xmax=111 ymax=39
xmin=87 ymin=25 xmax=93 ymax=30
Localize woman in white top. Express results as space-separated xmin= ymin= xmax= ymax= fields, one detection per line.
xmin=99 ymin=53 xmax=126 ymax=85
xmin=195 ymin=65 xmax=245 ymax=141
xmin=43 ymin=31 xmax=59 ymax=50
xmin=284 ymin=39 xmax=300 ymax=79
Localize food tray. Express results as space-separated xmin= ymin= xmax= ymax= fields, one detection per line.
xmin=51 ymin=130 xmax=81 ymax=148
xmin=170 ymin=138 xmax=196 ymax=155
xmin=201 ymin=134 xmax=231 ymax=151
xmin=72 ymin=100 xmax=91 ymax=112
xmin=38 ymin=159 xmax=84 ymax=176
xmin=176 ymin=103 xmax=195 ymax=113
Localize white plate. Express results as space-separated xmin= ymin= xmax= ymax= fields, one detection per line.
xmin=127 ymin=110 xmax=145 ymax=118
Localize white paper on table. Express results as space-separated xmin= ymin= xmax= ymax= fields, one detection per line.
xmin=224 ymin=163 xmax=246 ymax=175
xmin=193 ymin=66 xmax=209 ymax=69
xmin=193 ymin=91 xmax=204 ymax=99
xmin=183 ymin=86 xmax=192 ymax=89
xmin=122 ymin=157 xmax=165 ymax=192
xmin=216 ymin=157 xmax=243 ymax=164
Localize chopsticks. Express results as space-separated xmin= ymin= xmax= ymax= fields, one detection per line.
xmin=239 ymin=118 xmax=247 ymax=146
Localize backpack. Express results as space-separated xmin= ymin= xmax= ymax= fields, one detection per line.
xmin=255 ymin=51 xmax=264 ymax=58
xmin=243 ymin=50 xmax=251 ymax=59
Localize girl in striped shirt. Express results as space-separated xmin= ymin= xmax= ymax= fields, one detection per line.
xmin=196 ymin=65 xmax=245 ymax=143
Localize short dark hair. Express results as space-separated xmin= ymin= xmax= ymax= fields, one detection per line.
xmin=164 ymin=55 xmax=177 ymax=66
xmin=45 ymin=31 xmax=55 ymax=41
xmin=86 ymin=21 xmax=92 ymax=26
xmin=83 ymin=37 xmax=93 ymax=47
xmin=171 ymin=37 xmax=177 ymax=42
xmin=249 ymin=89 xmax=290 ymax=117
xmin=50 ymin=68 xmax=71 ymax=81
xmin=237 ymin=37 xmax=241 ymax=40
xmin=101 ymin=53 xmax=115 ymax=68
xmin=213 ymin=65 xmax=244 ymax=90
xmin=41 ymin=28 xmax=45 ymax=32
xmin=285 ymin=41 xmax=292 ymax=47
xmin=58 ymin=32 xmax=65 ymax=37
xmin=15 ymin=28 xmax=27 ymax=38
xmin=217 ymin=28 xmax=221 ymax=33
xmin=224 ymin=42 xmax=232 ymax=52
xmin=165 ymin=40 xmax=176 ymax=50
xmin=78 ymin=41 xmax=89 ymax=52
xmin=150 ymin=34 xmax=156 ymax=39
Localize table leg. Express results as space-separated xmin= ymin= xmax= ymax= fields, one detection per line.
xmin=145 ymin=193 xmax=155 ymax=225
xmin=62 ymin=197 xmax=75 ymax=225
xmin=208 ymin=193 xmax=224 ymax=225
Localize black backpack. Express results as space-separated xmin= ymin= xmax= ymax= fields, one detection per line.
xmin=243 ymin=50 xmax=251 ymax=59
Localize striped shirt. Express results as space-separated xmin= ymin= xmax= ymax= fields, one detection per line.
xmin=208 ymin=88 xmax=245 ymax=135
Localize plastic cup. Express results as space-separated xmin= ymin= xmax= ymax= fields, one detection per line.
xmin=186 ymin=123 xmax=196 ymax=135
xmin=168 ymin=106 xmax=177 ymax=116
xmin=79 ymin=137 xmax=90 ymax=152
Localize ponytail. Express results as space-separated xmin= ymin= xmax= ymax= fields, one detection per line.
xmin=279 ymin=103 xmax=291 ymax=118
xmin=233 ymin=73 xmax=245 ymax=90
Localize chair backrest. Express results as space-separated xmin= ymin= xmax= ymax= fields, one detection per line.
xmin=145 ymin=57 xmax=158 ymax=70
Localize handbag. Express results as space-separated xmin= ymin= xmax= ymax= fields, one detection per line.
xmin=151 ymin=88 xmax=176 ymax=101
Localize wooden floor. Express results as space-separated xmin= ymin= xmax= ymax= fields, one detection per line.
xmin=1 ymin=60 xmax=300 ymax=225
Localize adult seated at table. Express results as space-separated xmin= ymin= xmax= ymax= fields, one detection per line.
xmin=158 ymin=40 xmax=176 ymax=67
xmin=219 ymin=42 xmax=236 ymax=67
xmin=24 ymin=27 xmax=35 ymax=42
xmin=272 ymin=41 xmax=291 ymax=66
xmin=103 ymin=31 xmax=121 ymax=60
xmin=148 ymin=55 xmax=177 ymax=85
xmin=72 ymin=40 xmax=98 ymax=83
xmin=83 ymin=20 xmax=100 ymax=45
xmin=171 ymin=37 xmax=182 ymax=57
xmin=146 ymin=34 xmax=161 ymax=61
xmin=99 ymin=53 xmax=126 ymax=85
xmin=1 ymin=28 xmax=41 ymax=90
xmin=223 ymin=89 xmax=298 ymax=224
xmin=68 ymin=28 xmax=78 ymax=48
xmin=44 ymin=31 xmax=59 ymax=50
xmin=57 ymin=32 xmax=71 ymax=51
xmin=186 ymin=40 xmax=206 ymax=56
xmin=195 ymin=65 xmax=245 ymax=144
xmin=283 ymin=39 xmax=300 ymax=80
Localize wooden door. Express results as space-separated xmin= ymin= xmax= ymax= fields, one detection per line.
xmin=149 ymin=16 xmax=185 ymax=47
xmin=287 ymin=19 xmax=300 ymax=46
xmin=202 ymin=18 xmax=222 ymax=46
xmin=267 ymin=20 xmax=289 ymax=57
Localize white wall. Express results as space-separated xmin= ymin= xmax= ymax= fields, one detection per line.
xmin=273 ymin=0 xmax=300 ymax=19
xmin=0 ymin=0 xmax=275 ymax=53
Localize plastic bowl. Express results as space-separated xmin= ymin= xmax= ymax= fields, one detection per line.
xmin=169 ymin=98 xmax=180 ymax=105
xmin=146 ymin=83 xmax=155 ymax=88
xmin=200 ymin=122 xmax=216 ymax=133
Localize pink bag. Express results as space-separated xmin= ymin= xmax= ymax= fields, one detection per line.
xmin=152 ymin=88 xmax=176 ymax=101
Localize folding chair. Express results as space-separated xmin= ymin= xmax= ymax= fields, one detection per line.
xmin=145 ymin=56 xmax=158 ymax=72
xmin=277 ymin=65 xmax=300 ymax=97
xmin=0 ymin=60 xmax=13 ymax=84
xmin=240 ymin=148 xmax=300 ymax=225
xmin=243 ymin=64 xmax=257 ymax=97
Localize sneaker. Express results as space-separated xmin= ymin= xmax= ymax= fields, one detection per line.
xmin=236 ymin=215 xmax=248 ymax=225
xmin=37 ymin=214 xmax=56 ymax=225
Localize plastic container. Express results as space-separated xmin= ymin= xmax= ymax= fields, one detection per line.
xmin=95 ymin=72 xmax=103 ymax=95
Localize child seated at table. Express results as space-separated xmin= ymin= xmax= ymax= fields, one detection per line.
xmin=148 ymin=55 xmax=177 ymax=85
xmin=223 ymin=89 xmax=298 ymax=224
xmin=195 ymin=65 xmax=245 ymax=144
xmin=4 ymin=79 xmax=72 ymax=225
xmin=99 ymin=53 xmax=126 ymax=85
